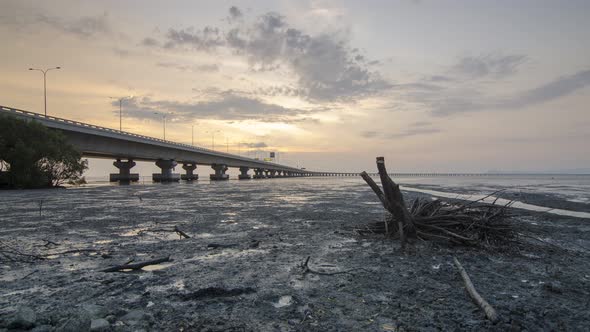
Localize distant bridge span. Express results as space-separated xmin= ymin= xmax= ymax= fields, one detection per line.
xmin=2 ymin=106 xmax=561 ymax=182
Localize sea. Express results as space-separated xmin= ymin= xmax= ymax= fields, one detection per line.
xmin=74 ymin=174 xmax=590 ymax=219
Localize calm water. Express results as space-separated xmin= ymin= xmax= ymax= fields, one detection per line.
xmin=1 ymin=175 xmax=589 ymax=221
xmin=82 ymin=174 xmax=590 ymax=206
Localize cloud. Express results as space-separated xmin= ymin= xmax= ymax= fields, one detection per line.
xmin=228 ymin=6 xmax=243 ymax=22
xmin=119 ymin=92 xmax=311 ymax=123
xmin=141 ymin=37 xmax=159 ymax=47
xmin=360 ymin=123 xmax=440 ymax=139
xmin=162 ymin=26 xmax=224 ymax=51
xmin=360 ymin=131 xmax=378 ymax=138
xmin=225 ymin=12 xmax=390 ymax=101
xmin=431 ymin=69 xmax=590 ymax=116
xmin=498 ymin=69 xmax=590 ymax=108
xmin=143 ymin=8 xmax=389 ymax=102
xmin=428 ymin=75 xmax=453 ymax=82
xmin=0 ymin=8 xmax=112 ymax=39
xmin=156 ymin=62 xmax=219 ymax=72
xmin=242 ymin=142 xmax=268 ymax=148
xmin=451 ymin=53 xmax=527 ymax=79
xmin=387 ymin=127 xmax=441 ymax=138
xmin=34 ymin=13 xmax=111 ymax=38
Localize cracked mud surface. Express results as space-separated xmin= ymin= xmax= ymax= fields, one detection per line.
xmin=1 ymin=178 xmax=589 ymax=331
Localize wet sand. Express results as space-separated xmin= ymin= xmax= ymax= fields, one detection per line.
xmin=1 ymin=178 xmax=589 ymax=331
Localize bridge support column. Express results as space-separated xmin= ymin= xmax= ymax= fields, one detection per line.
xmin=153 ymin=159 xmax=180 ymax=182
xmin=253 ymin=168 xmax=265 ymax=179
xmin=276 ymin=170 xmax=282 ymax=177
xmin=181 ymin=162 xmax=198 ymax=181
xmin=264 ymin=169 xmax=270 ymax=178
xmin=110 ymin=159 xmax=139 ymax=183
xmin=210 ymin=164 xmax=229 ymax=181
xmin=269 ymin=170 xmax=277 ymax=178
xmin=238 ymin=167 xmax=251 ymax=180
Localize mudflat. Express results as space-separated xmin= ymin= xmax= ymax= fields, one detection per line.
xmin=1 ymin=178 xmax=589 ymax=331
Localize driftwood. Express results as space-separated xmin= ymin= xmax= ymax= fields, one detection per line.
xmin=0 ymin=240 xmax=46 ymax=262
xmin=102 ymin=256 xmax=171 ymax=272
xmin=140 ymin=226 xmax=190 ymax=239
xmin=1 ymin=239 xmax=107 ymax=263
xmin=300 ymin=256 xmax=371 ymax=276
xmin=453 ymin=257 xmax=498 ymax=322
xmin=173 ymin=226 xmax=190 ymax=239
xmin=359 ymin=157 xmax=515 ymax=248
xmin=207 ymin=243 xmax=238 ymax=249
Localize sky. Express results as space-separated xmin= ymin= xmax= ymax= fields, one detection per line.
xmin=1 ymin=0 xmax=589 ymax=175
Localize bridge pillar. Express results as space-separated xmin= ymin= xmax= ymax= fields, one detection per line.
xmin=276 ymin=170 xmax=283 ymax=177
xmin=181 ymin=162 xmax=198 ymax=181
xmin=269 ymin=170 xmax=277 ymax=178
xmin=264 ymin=169 xmax=270 ymax=178
xmin=110 ymin=159 xmax=139 ymax=183
xmin=253 ymin=168 xmax=265 ymax=179
xmin=153 ymin=159 xmax=180 ymax=182
xmin=238 ymin=166 xmax=251 ymax=180
xmin=210 ymin=164 xmax=229 ymax=181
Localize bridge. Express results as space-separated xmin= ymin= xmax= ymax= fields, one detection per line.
xmin=3 ymin=106 xmax=570 ymax=182
xmin=1 ymin=105 xmax=362 ymax=182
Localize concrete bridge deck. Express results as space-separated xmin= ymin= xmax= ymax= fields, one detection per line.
xmin=2 ymin=106 xmax=566 ymax=182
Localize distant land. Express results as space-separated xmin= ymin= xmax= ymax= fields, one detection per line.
xmin=486 ymin=168 xmax=590 ymax=175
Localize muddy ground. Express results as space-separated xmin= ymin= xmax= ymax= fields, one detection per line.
xmin=1 ymin=178 xmax=589 ymax=331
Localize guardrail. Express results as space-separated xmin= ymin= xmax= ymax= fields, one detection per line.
xmin=0 ymin=105 xmax=300 ymax=171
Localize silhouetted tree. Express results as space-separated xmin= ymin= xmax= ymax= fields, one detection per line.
xmin=0 ymin=116 xmax=87 ymax=188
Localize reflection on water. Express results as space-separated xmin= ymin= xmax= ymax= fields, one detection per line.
xmin=0 ymin=176 xmax=588 ymax=227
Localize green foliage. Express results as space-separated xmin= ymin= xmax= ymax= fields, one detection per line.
xmin=0 ymin=115 xmax=88 ymax=188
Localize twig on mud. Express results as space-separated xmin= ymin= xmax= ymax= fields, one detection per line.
xmin=300 ymin=256 xmax=371 ymax=276
xmin=139 ymin=226 xmax=190 ymax=239
xmin=207 ymin=243 xmax=238 ymax=249
xmin=453 ymin=257 xmax=498 ymax=323
xmin=43 ymin=239 xmax=60 ymax=247
xmin=37 ymin=200 xmax=44 ymax=217
xmin=21 ymin=270 xmax=38 ymax=280
xmin=174 ymin=226 xmax=190 ymax=239
xmin=101 ymin=256 xmax=172 ymax=273
xmin=0 ymin=240 xmax=45 ymax=262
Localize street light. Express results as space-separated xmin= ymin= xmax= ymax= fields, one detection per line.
xmin=154 ymin=112 xmax=172 ymax=140
xmin=28 ymin=66 xmax=61 ymax=116
xmin=191 ymin=123 xmax=199 ymax=146
xmin=206 ymin=130 xmax=221 ymax=150
xmin=109 ymin=96 xmax=133 ymax=131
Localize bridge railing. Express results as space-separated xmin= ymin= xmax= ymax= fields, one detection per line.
xmin=0 ymin=105 xmax=295 ymax=170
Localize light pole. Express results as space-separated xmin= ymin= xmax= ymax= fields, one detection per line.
xmin=28 ymin=66 xmax=61 ymax=116
xmin=154 ymin=112 xmax=172 ymax=140
xmin=109 ymin=96 xmax=132 ymax=131
xmin=191 ymin=123 xmax=199 ymax=146
xmin=206 ymin=130 xmax=220 ymax=150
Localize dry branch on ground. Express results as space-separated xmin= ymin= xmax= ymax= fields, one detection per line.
xmin=101 ymin=256 xmax=172 ymax=272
